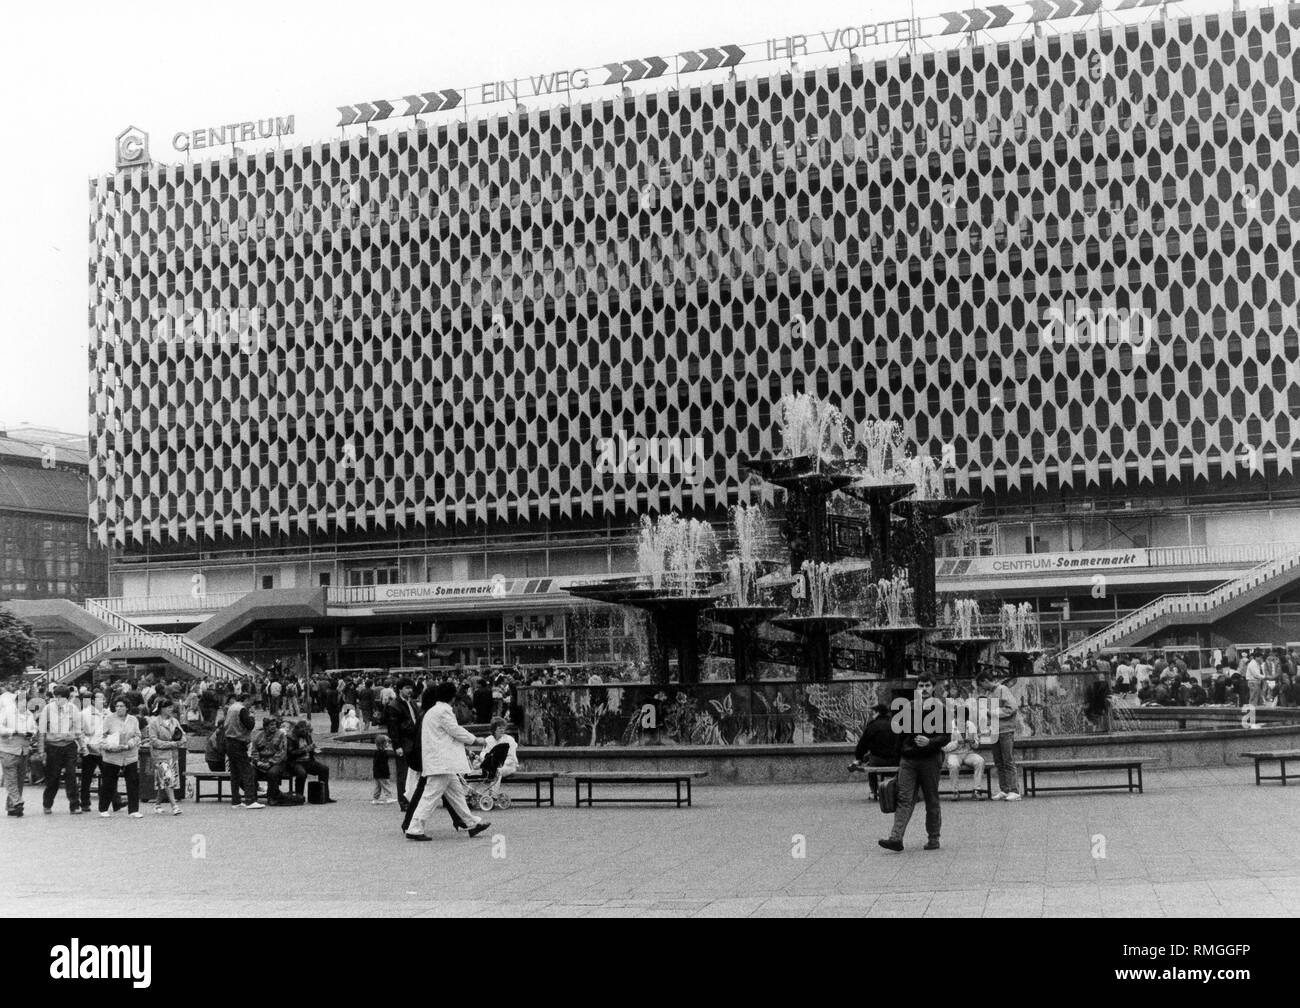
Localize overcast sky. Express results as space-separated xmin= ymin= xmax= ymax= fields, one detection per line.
xmin=0 ymin=0 xmax=1220 ymax=435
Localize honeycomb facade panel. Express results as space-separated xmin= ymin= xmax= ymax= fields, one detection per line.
xmin=89 ymin=5 xmax=1300 ymax=550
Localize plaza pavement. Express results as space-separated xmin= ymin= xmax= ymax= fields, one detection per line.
xmin=2 ymin=765 xmax=1297 ymax=917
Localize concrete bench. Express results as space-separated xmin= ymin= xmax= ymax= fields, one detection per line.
xmin=1241 ymin=749 xmax=1300 ymax=786
xmin=1019 ymin=757 xmax=1153 ymax=796
xmin=565 ymin=771 xmax=708 ymax=808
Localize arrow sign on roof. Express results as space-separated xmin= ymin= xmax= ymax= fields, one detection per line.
xmin=337 ymin=106 xmax=360 ymax=127
xmin=699 ymin=47 xmax=723 ymax=71
xmin=680 ymin=50 xmax=705 ymax=73
xmin=987 ymin=4 xmax=1014 ymax=28
xmin=721 ymin=44 xmax=744 ymax=67
xmin=1027 ymin=0 xmax=1054 ymax=19
xmin=1076 ymin=0 xmax=1103 ymax=14
xmin=403 ymin=94 xmax=423 ymax=116
xmin=354 ymin=102 xmax=378 ymax=123
xmin=372 ymin=100 xmax=394 ymax=121
xmin=624 ymin=58 xmax=648 ymax=82
xmin=439 ymin=89 xmax=461 ymax=110
xmin=645 ymin=56 xmax=669 ymax=78
xmin=604 ymin=61 xmax=628 ymax=84
xmin=965 ymin=8 xmax=992 ymax=31
xmin=939 ymin=11 xmax=968 ymax=34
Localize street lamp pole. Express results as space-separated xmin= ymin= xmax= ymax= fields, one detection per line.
xmin=299 ymin=626 xmax=314 ymax=681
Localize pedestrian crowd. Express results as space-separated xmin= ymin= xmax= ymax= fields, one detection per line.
xmin=1062 ymin=646 xmax=1300 ymax=708
xmin=0 ymin=658 xmax=539 ymax=821
xmin=0 ymin=678 xmax=188 ymax=819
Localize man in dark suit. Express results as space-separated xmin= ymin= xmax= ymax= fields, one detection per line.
xmin=324 ymin=680 xmax=342 ymax=733
xmin=386 ymin=679 xmax=420 ymax=814
xmin=472 ymin=677 xmax=495 ymax=725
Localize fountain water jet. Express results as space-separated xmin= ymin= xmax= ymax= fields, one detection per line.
xmin=708 ymin=505 xmax=783 ymax=682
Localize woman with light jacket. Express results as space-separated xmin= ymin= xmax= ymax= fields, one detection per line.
xmin=79 ymin=691 xmax=123 ymax=813
xmin=99 ymin=697 xmax=143 ymax=817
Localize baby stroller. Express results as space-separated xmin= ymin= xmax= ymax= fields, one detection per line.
xmin=465 ymin=741 xmax=513 ymax=811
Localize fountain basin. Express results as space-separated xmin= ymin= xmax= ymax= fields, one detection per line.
xmin=707 ymin=605 xmax=785 ymax=627
xmin=770 ymin=615 xmax=863 ymax=637
xmin=930 ymin=635 xmax=1001 ymax=651
xmin=742 ymin=455 xmax=858 ymax=493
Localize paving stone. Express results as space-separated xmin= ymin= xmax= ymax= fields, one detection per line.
xmin=3 ymin=767 xmax=1300 ymax=917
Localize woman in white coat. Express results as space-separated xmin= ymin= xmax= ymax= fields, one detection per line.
xmin=405 ymin=682 xmax=491 ymax=841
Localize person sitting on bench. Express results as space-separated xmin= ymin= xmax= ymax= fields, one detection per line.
xmin=287 ymin=720 xmax=335 ymax=803
xmin=941 ymin=713 xmax=986 ymax=800
xmin=849 ymin=703 xmax=900 ymax=799
xmin=250 ymin=717 xmax=290 ymax=805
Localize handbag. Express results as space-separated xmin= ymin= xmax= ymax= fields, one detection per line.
xmin=878 ymin=776 xmax=898 ymax=815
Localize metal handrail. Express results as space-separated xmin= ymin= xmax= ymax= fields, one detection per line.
xmin=1064 ymin=546 xmax=1300 ymax=659
xmin=90 ymin=591 xmax=249 ymax=615
xmin=39 ymin=600 xmax=253 ymax=686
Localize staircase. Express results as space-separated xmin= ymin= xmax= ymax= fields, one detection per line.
xmin=1062 ymin=546 xmax=1300 ymax=661
xmin=37 ymin=599 xmax=251 ymax=686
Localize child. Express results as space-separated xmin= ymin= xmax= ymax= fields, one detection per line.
xmin=148 ymin=698 xmax=183 ymax=816
xmin=371 ymin=733 xmax=396 ymax=804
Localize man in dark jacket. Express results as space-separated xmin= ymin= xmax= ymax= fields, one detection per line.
xmin=250 ymin=717 xmax=289 ymax=805
xmin=286 ymin=720 xmax=335 ymax=803
xmin=324 ymin=681 xmax=342 ymax=733
xmin=472 ymin=678 xmax=494 ymax=725
xmin=879 ymin=674 xmax=950 ymax=852
xmin=386 ymin=680 xmax=421 ymax=813
xmin=851 ymin=703 xmax=901 ymax=799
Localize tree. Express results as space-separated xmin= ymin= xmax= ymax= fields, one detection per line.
xmin=0 ymin=607 xmax=40 ymax=677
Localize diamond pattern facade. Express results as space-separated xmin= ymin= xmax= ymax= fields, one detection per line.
xmin=90 ymin=5 xmax=1300 ymax=550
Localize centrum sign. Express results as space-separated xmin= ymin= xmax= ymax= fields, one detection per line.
xmin=943 ymin=550 xmax=1149 ymax=578
xmin=988 ymin=550 xmax=1147 ymax=573
xmin=173 ymin=115 xmax=295 ymax=152
xmin=374 ymin=576 xmax=556 ymax=603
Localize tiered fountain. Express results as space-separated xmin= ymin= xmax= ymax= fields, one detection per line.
xmin=890 ymin=455 xmax=980 ymax=628
xmin=769 ymin=560 xmax=865 ymax=682
xmin=851 ymin=570 xmax=927 ymax=679
xmin=742 ymin=395 xmax=858 ymax=572
xmin=929 ymin=597 xmax=1000 ymax=679
xmin=705 ymin=505 xmax=784 ymax=682
xmin=566 ymin=392 xmax=979 ymax=683
xmin=839 ymin=420 xmax=918 ymax=581
xmin=566 ymin=514 xmax=721 ymax=683
xmin=998 ymin=602 xmax=1043 ymax=677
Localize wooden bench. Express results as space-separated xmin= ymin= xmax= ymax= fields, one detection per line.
xmin=1241 ymin=749 xmax=1300 ymax=786
xmin=464 ymin=771 xmax=556 ymax=807
xmin=188 ymin=770 xmax=232 ymax=803
xmin=943 ymin=760 xmax=996 ymax=798
xmin=851 ymin=760 xmax=995 ymax=798
xmin=566 ymin=771 xmax=707 ymax=808
xmin=1018 ymin=757 xmax=1153 ymax=796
